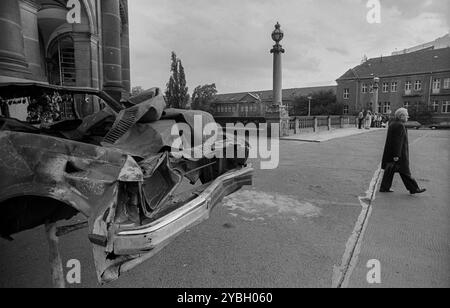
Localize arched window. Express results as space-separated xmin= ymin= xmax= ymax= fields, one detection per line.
xmin=47 ymin=35 xmax=76 ymax=86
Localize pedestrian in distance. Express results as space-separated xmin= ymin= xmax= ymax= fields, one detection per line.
xmin=376 ymin=113 xmax=382 ymax=128
xmin=380 ymin=108 xmax=427 ymax=195
xmin=358 ymin=110 xmax=365 ymax=129
xmin=365 ymin=110 xmax=372 ymax=129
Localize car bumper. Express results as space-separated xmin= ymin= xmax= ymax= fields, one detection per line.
xmin=111 ymin=166 xmax=253 ymax=255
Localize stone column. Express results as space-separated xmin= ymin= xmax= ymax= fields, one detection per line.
xmin=19 ymin=0 xmax=45 ymax=81
xmin=72 ymin=33 xmax=93 ymax=88
xmin=265 ymin=22 xmax=290 ymax=137
xmin=101 ymin=0 xmax=123 ymax=101
xmin=0 ymin=0 xmax=30 ymax=78
xmin=272 ymin=46 xmax=283 ymax=106
xmin=120 ymin=0 xmax=131 ymax=96
xmin=90 ymin=35 xmax=100 ymax=90
xmin=73 ymin=32 xmax=102 ymax=115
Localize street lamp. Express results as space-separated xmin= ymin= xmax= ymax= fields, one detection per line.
xmin=271 ymin=22 xmax=284 ymax=44
xmin=307 ymin=96 xmax=313 ymax=117
xmin=373 ymin=77 xmax=380 ymax=113
xmin=270 ymin=22 xmax=285 ymax=108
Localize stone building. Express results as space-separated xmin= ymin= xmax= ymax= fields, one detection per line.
xmin=212 ymin=86 xmax=337 ymax=120
xmin=0 ymin=0 xmax=130 ymax=117
xmin=336 ymin=47 xmax=450 ymax=123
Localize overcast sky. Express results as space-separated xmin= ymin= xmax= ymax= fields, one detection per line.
xmin=129 ymin=0 xmax=449 ymax=94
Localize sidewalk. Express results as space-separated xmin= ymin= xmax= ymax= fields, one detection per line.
xmin=347 ymin=130 xmax=450 ymax=288
xmin=281 ymin=127 xmax=384 ymax=143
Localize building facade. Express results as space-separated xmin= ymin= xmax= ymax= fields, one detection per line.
xmin=336 ymin=48 xmax=450 ymax=123
xmin=0 ymin=0 xmax=130 ymax=107
xmin=212 ymin=86 xmax=337 ymax=120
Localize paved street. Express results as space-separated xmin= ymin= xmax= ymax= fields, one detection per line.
xmin=0 ymin=129 xmax=448 ymax=288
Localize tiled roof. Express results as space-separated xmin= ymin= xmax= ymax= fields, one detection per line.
xmin=337 ymin=47 xmax=450 ymax=81
xmin=215 ymin=85 xmax=337 ymax=104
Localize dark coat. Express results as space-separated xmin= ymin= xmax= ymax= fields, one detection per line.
xmin=382 ymin=120 xmax=410 ymax=174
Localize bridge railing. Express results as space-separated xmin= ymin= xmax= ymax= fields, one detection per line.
xmin=289 ymin=116 xmax=357 ymax=134
xmin=214 ymin=115 xmax=358 ymax=136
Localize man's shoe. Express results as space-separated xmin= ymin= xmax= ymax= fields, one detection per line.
xmin=380 ymin=189 xmax=394 ymax=193
xmin=411 ymin=188 xmax=427 ymax=195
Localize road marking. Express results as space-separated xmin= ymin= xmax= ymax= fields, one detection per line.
xmin=332 ymin=165 xmax=383 ymax=288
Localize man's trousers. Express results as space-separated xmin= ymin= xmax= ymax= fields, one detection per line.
xmin=380 ymin=163 xmax=420 ymax=193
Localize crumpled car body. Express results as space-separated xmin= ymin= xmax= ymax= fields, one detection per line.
xmin=0 ymin=81 xmax=252 ymax=284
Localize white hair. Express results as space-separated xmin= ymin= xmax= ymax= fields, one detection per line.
xmin=395 ymin=108 xmax=408 ymax=120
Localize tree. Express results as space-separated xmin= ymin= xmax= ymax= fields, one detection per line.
xmin=291 ymin=96 xmax=309 ymax=116
xmin=409 ymin=103 xmax=433 ymax=124
xmin=191 ymin=84 xmax=218 ymax=113
xmin=165 ymin=52 xmax=189 ymax=109
xmin=291 ymin=90 xmax=342 ymax=116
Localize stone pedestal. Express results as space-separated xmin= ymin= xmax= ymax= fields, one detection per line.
xmin=0 ymin=0 xmax=30 ymax=78
xmin=265 ymin=104 xmax=290 ymax=137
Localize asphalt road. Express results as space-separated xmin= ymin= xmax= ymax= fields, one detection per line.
xmin=0 ymin=129 xmax=448 ymax=288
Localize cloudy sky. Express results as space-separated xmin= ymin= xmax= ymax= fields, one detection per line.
xmin=128 ymin=0 xmax=449 ymax=94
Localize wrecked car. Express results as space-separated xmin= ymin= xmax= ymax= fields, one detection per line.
xmin=0 ymin=79 xmax=252 ymax=284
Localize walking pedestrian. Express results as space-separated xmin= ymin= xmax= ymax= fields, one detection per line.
xmin=380 ymin=108 xmax=426 ymax=194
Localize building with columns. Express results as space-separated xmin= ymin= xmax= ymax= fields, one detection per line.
xmin=0 ymin=0 xmax=131 ymax=113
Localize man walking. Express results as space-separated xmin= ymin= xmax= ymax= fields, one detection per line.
xmin=380 ymin=108 xmax=426 ymax=194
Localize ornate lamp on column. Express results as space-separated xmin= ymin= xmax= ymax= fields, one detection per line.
xmin=266 ymin=22 xmax=290 ymax=137
xmin=373 ymin=76 xmax=380 ymax=113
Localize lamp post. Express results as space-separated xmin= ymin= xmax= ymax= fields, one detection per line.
xmin=271 ymin=22 xmax=285 ymax=107
xmin=265 ymin=22 xmax=290 ymax=137
xmin=373 ymin=77 xmax=380 ymax=113
xmin=307 ymin=96 xmax=313 ymax=117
